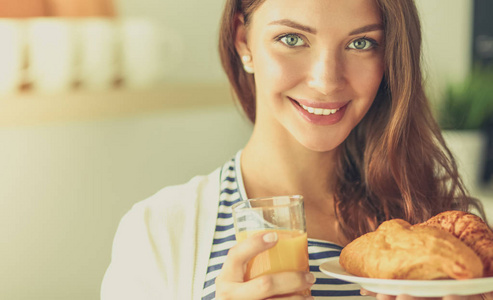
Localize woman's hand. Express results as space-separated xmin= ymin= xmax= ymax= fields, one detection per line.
xmin=360 ymin=289 xmax=493 ymax=300
xmin=215 ymin=231 xmax=315 ymax=300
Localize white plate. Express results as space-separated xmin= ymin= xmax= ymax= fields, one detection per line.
xmin=319 ymin=257 xmax=493 ymax=297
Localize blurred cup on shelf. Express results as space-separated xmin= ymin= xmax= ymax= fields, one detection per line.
xmin=120 ymin=18 xmax=182 ymax=89
xmin=0 ymin=19 xmax=25 ymax=95
xmin=27 ymin=18 xmax=77 ymax=93
xmin=78 ymin=18 xmax=117 ymax=90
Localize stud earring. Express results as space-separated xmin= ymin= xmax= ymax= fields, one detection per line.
xmin=243 ymin=64 xmax=254 ymax=74
xmin=241 ymin=55 xmax=254 ymax=74
xmin=241 ymin=55 xmax=252 ymax=63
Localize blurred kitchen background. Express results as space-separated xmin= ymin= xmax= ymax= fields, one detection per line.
xmin=0 ymin=0 xmax=491 ymax=299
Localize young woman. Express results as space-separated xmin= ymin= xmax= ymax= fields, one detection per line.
xmin=102 ymin=0 xmax=488 ymax=299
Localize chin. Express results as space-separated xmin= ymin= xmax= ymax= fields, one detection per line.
xmin=295 ymin=135 xmax=344 ymax=153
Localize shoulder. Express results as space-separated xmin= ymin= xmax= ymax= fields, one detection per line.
xmin=126 ymin=167 xmax=222 ymax=226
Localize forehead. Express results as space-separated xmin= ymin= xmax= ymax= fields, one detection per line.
xmin=250 ymin=0 xmax=382 ymax=32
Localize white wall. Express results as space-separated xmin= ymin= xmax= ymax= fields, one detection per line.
xmin=0 ymin=106 xmax=252 ymax=300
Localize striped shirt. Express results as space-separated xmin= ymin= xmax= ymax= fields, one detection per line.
xmin=201 ymin=152 xmax=365 ymax=299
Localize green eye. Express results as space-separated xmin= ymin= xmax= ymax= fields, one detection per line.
xmin=354 ymin=39 xmax=368 ymax=49
xmin=348 ymin=38 xmax=376 ymax=50
xmin=280 ymin=34 xmax=305 ymax=47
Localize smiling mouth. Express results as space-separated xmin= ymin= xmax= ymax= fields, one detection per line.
xmin=290 ymin=98 xmax=343 ymax=116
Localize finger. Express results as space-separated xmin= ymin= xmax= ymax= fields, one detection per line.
xmin=360 ymin=288 xmax=377 ymax=297
xmin=216 ymin=271 xmax=314 ymax=300
xmin=220 ymin=272 xmax=315 ymax=299
xmin=218 ymin=231 xmax=278 ymax=282
xmin=233 ymin=271 xmax=315 ymax=299
xmin=395 ymin=295 xmax=441 ymax=300
xmin=395 ymin=295 xmax=420 ymax=300
xmin=376 ymin=294 xmax=397 ymax=300
xmin=397 ymin=296 xmax=413 ymax=300
xmin=443 ymin=295 xmax=465 ymax=300
xmin=461 ymin=293 xmax=493 ymax=300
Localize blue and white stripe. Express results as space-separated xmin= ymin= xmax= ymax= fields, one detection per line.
xmin=201 ymin=154 xmax=365 ymax=299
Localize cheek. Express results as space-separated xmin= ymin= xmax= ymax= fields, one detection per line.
xmin=346 ymin=57 xmax=384 ymax=97
xmin=255 ymin=49 xmax=305 ymax=93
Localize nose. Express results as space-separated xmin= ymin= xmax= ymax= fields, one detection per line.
xmin=306 ymin=50 xmax=346 ymax=96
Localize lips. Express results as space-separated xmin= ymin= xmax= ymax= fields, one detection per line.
xmin=289 ymin=96 xmax=349 ymax=125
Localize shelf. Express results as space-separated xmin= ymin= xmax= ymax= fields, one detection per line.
xmin=0 ymin=83 xmax=235 ymax=127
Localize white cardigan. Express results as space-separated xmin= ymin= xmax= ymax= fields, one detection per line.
xmin=101 ymin=168 xmax=221 ymax=300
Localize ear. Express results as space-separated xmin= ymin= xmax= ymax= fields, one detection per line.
xmin=234 ymin=13 xmax=251 ymax=59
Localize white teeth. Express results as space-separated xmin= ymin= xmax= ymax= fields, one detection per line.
xmin=301 ymin=104 xmax=339 ymax=115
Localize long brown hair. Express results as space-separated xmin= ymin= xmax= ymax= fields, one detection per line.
xmin=218 ymin=0 xmax=485 ymax=240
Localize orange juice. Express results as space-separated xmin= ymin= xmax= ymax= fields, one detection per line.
xmin=236 ymin=229 xmax=310 ymax=296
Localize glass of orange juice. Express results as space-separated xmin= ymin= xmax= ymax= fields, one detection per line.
xmin=232 ymin=195 xmax=310 ymax=296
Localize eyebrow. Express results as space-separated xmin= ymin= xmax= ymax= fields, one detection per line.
xmin=268 ymin=19 xmax=384 ymax=36
xmin=349 ymin=23 xmax=384 ymax=35
xmin=268 ymin=19 xmax=316 ymax=34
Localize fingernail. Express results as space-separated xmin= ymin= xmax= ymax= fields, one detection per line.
xmin=305 ymin=272 xmax=316 ymax=284
xmin=263 ymin=232 xmax=278 ymax=243
xmin=360 ymin=289 xmax=368 ymax=296
xmin=444 ymin=296 xmax=462 ymax=300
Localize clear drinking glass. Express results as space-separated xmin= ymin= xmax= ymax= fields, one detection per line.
xmin=232 ymin=195 xmax=310 ymax=296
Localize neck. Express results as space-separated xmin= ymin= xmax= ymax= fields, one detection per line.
xmin=240 ymin=124 xmax=338 ymax=207
xmin=240 ymin=122 xmax=348 ymax=244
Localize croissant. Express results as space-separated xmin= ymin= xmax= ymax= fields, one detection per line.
xmin=418 ymin=211 xmax=493 ymax=277
xmin=339 ymin=218 xmax=484 ymax=280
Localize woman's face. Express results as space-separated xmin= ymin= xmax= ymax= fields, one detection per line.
xmin=238 ymin=0 xmax=385 ymax=152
